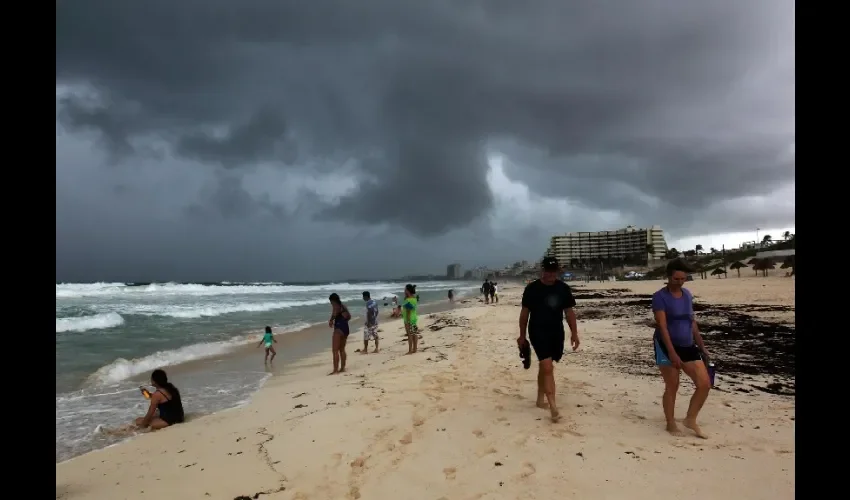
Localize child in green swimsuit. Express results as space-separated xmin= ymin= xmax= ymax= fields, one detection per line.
xmin=403 ymin=284 xmax=419 ymax=354
xmin=257 ymin=325 xmax=277 ymax=363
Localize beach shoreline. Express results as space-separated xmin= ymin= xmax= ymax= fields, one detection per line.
xmin=56 ymin=278 xmax=794 ymax=499
xmin=56 ymin=293 xmax=479 ymax=463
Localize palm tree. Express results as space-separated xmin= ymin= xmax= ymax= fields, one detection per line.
xmin=783 ymin=230 xmax=791 ymax=241
xmin=665 ymin=248 xmax=680 ymax=259
xmin=761 ymin=234 xmax=772 ymax=247
xmin=729 ymin=260 xmax=748 ymax=278
xmin=695 ymin=244 xmax=703 ymax=254
xmin=711 ymin=268 xmax=727 ymax=278
xmin=710 ymin=247 xmax=718 ymax=254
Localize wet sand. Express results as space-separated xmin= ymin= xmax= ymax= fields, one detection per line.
xmin=56 ymin=278 xmax=794 ymax=500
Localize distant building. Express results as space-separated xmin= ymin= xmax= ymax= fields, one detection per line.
xmin=446 ymin=263 xmax=462 ymax=279
xmin=547 ymin=225 xmax=668 ymax=266
xmin=755 ymin=249 xmax=795 ymax=263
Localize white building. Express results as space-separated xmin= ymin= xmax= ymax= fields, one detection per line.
xmin=547 ymin=225 xmax=669 ymax=265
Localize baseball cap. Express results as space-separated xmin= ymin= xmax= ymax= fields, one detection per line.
xmin=541 ymin=256 xmax=560 ymax=271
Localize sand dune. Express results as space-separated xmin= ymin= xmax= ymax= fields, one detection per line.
xmin=56 ymin=277 xmax=795 ymax=500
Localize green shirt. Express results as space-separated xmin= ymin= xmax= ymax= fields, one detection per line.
xmin=402 ymin=297 xmax=418 ymax=326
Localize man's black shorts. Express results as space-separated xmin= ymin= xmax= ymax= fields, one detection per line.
xmin=529 ymin=332 xmax=565 ymax=362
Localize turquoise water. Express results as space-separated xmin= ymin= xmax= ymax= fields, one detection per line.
xmin=55 ymin=280 xmax=477 ymax=462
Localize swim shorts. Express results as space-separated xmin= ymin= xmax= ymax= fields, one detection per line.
xmin=364 ymin=325 xmax=379 ymax=341
xmin=529 ymin=332 xmax=565 ymax=363
xmin=653 ymin=335 xmax=702 ymax=366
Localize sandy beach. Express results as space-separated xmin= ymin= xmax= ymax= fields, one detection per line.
xmin=56 ymin=277 xmax=795 ymax=500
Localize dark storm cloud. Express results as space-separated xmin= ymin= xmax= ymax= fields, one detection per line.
xmin=56 ymin=0 xmax=795 ymax=239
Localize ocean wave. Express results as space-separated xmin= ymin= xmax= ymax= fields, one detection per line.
xmin=56 ymin=280 xmax=462 ymax=299
xmin=131 ymin=299 xmax=329 ymax=318
xmin=56 ymin=312 xmax=125 ymax=333
xmin=84 ymin=322 xmax=313 ymax=386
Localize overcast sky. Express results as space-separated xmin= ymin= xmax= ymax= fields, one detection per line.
xmin=56 ymin=0 xmax=795 ymax=283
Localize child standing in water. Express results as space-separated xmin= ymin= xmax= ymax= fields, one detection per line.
xmin=257 ymin=325 xmax=277 ymax=363
xmin=402 ymin=284 xmax=419 ymax=354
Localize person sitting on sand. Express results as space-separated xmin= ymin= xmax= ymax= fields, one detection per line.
xmin=390 ymin=296 xmax=401 ymax=318
xmin=257 ymin=325 xmax=278 ymax=363
xmin=402 ymin=284 xmax=419 ymax=354
xmin=135 ymin=369 xmax=184 ymax=430
xmin=328 ymin=293 xmax=351 ymax=374
xmin=652 ymin=259 xmax=712 ymax=439
xmin=518 ymin=256 xmax=580 ymax=423
xmin=362 ymin=291 xmax=380 ymax=353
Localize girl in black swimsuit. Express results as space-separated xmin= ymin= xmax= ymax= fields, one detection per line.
xmin=328 ymin=293 xmax=351 ymax=375
xmin=135 ymin=369 xmax=185 ymax=430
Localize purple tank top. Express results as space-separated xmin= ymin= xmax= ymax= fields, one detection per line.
xmin=651 ymin=287 xmax=694 ymax=347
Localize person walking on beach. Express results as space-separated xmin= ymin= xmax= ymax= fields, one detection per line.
xmin=518 ymin=256 xmax=580 ymax=423
xmin=448 ymin=289 xmax=454 ymax=303
xmin=488 ymin=281 xmax=496 ymax=304
xmin=134 ymin=369 xmax=185 ymax=430
xmin=481 ymin=280 xmax=490 ymax=303
xmin=257 ymin=325 xmax=278 ymax=363
xmin=362 ymin=291 xmax=380 ymax=353
xmin=493 ymin=282 xmax=500 ymax=303
xmin=402 ymin=284 xmax=419 ymax=354
xmin=652 ymin=259 xmax=711 ymax=438
xmin=328 ymin=293 xmax=351 ymax=374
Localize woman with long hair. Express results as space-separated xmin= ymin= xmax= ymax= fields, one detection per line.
xmin=135 ymin=369 xmax=185 ymax=430
xmin=328 ymin=293 xmax=351 ymax=374
xmin=402 ymin=284 xmax=419 ymax=354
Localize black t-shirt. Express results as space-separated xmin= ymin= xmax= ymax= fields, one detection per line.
xmin=521 ymin=279 xmax=576 ymax=337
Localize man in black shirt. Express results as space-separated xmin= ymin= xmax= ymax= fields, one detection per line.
xmin=518 ymin=256 xmax=580 ymax=422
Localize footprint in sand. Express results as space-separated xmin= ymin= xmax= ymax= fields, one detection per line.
xmin=496 ymin=417 xmax=508 ymax=422
xmin=476 ymin=447 xmax=497 ymax=457
xmin=472 ymin=429 xmax=484 ymax=438
xmin=437 ymin=406 xmax=447 ymax=412
xmin=413 ymin=416 xmax=425 ymax=427
xmin=399 ymin=433 xmax=413 ymax=445
xmin=520 ymin=462 xmax=536 ymax=478
xmin=443 ymin=467 xmax=457 ymax=480
xmin=349 ymin=486 xmax=361 ymax=499
xmin=350 ymin=456 xmax=367 ymax=468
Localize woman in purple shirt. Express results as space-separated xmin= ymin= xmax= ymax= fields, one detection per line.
xmin=652 ymin=259 xmax=711 ymax=439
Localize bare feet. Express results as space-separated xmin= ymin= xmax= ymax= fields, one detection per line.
xmin=550 ymin=408 xmax=561 ymax=423
xmin=373 ymin=348 xmax=379 ymax=353
xmin=683 ymin=419 xmax=708 ymax=439
xmin=536 ymin=398 xmax=549 ymax=409
xmin=339 ymin=368 xmax=346 ymax=373
xmin=328 ymin=370 xmax=339 ymax=376
xmin=666 ymin=422 xmax=682 ymax=435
